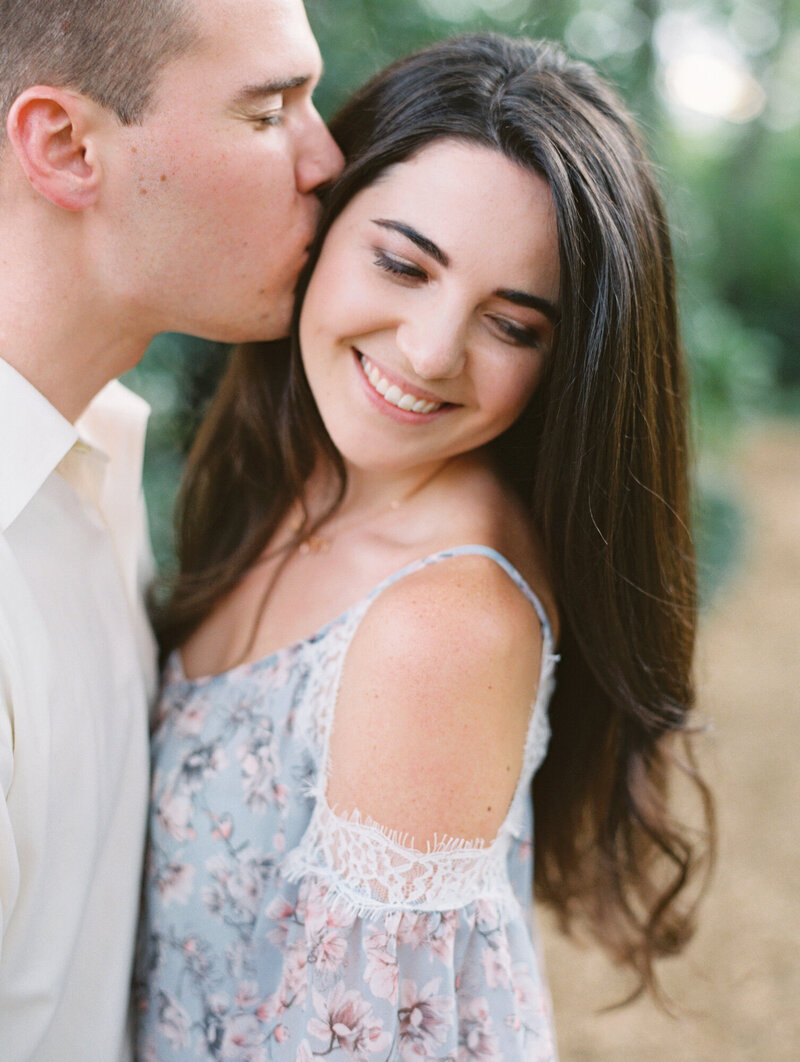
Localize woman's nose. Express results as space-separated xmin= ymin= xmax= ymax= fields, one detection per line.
xmin=396 ymin=313 xmax=467 ymax=381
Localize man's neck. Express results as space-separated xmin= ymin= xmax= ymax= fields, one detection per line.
xmin=0 ymin=225 xmax=153 ymax=423
xmin=0 ymin=317 xmax=150 ymax=423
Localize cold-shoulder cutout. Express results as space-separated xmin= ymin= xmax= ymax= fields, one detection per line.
xmin=280 ymin=546 xmax=557 ymax=917
xmin=327 ymin=550 xmax=546 ymax=847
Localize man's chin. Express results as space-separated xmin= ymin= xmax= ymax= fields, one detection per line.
xmin=195 ymin=305 xmax=295 ymax=346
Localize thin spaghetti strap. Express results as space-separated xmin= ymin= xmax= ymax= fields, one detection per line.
xmin=364 ymin=544 xmax=555 ymax=651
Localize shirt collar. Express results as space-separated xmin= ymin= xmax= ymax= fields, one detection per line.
xmin=0 ymin=358 xmax=79 ymax=531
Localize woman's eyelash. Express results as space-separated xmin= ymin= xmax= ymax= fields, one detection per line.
xmin=491 ymin=317 xmax=542 ymax=348
xmin=373 ymin=250 xmax=427 ymax=280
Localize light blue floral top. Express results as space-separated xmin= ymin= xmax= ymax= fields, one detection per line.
xmin=135 ymin=546 xmax=559 ymax=1061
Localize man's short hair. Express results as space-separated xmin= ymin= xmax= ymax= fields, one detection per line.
xmin=1 ymin=0 xmax=198 ymax=133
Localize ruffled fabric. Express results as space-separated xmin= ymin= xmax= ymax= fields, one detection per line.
xmin=139 ymin=864 xmax=556 ymax=1061
xmin=135 ymin=547 xmax=559 ymax=1061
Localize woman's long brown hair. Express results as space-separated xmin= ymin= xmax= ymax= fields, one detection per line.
xmin=156 ymin=34 xmax=714 ymax=997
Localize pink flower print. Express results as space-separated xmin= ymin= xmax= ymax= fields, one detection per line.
xmin=480 ymin=936 xmax=513 ymax=990
xmin=429 ymin=910 xmax=459 ymax=963
xmin=265 ymin=895 xmax=294 ymax=921
xmin=304 ymin=880 xmax=354 ymax=933
xmin=179 ymin=935 xmax=212 ymax=981
xmin=203 ymin=879 xmax=227 ymax=919
xmin=296 ymin=1041 xmax=315 ymax=1062
xmin=510 ymin=961 xmax=540 ymax=1018
xmin=273 ymin=1024 xmax=289 ymax=1043
xmin=397 ymin=909 xmax=458 ymax=961
xmin=307 ymin=984 xmax=392 ymax=1060
xmin=271 ymin=939 xmax=309 ymax=1011
xmin=174 ymin=696 xmax=211 ymax=737
xmin=235 ymin=982 xmax=260 ymax=1009
xmin=363 ymin=928 xmax=399 ymax=1003
xmin=265 ymin=894 xmax=294 ymax=949
xmin=304 ymin=881 xmax=354 ymax=973
xmin=219 ymin=1012 xmax=267 ymax=1061
xmin=256 ymin=997 xmax=277 ymax=1023
xmin=227 ymin=939 xmax=251 ymax=981
xmin=398 ymin=978 xmax=455 ymax=1060
xmin=458 ymin=997 xmax=500 ymax=1062
xmin=474 ymin=900 xmax=501 ymax=935
xmin=226 ymin=848 xmax=273 ymax=922
xmin=262 ymin=651 xmax=293 ymax=690
xmin=157 ymin=786 xmax=195 ymax=842
xmin=179 ymin=743 xmax=228 ymax=791
xmin=156 ymin=860 xmax=196 ymax=906
xmin=210 ymin=813 xmax=234 ymax=842
xmin=397 ymin=912 xmax=429 ymax=950
xmin=205 ymin=852 xmax=231 ymax=882
xmin=237 ymin=724 xmax=281 ymax=814
xmin=314 ymin=925 xmax=348 ymax=973
xmin=155 ymin=990 xmax=190 ymax=1050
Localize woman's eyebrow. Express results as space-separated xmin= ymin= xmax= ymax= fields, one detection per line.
xmin=372 ymin=219 xmax=450 ymax=267
xmin=497 ymin=288 xmax=560 ymax=324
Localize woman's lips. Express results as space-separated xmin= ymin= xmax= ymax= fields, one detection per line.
xmin=357 ymin=353 xmax=445 ymax=414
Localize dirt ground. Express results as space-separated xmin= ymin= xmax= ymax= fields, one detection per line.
xmin=538 ymin=422 xmax=800 ymax=1061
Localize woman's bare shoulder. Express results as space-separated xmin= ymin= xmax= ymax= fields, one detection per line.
xmin=326 ymin=548 xmax=548 ymax=847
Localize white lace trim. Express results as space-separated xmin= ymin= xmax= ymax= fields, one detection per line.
xmin=287 ymin=548 xmax=559 ymax=918
xmin=282 ymin=794 xmax=519 ymax=918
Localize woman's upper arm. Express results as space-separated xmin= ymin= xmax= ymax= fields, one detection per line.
xmin=326 ymin=555 xmax=545 ymax=847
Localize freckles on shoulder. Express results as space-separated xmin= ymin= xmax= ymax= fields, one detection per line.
xmin=326 ymin=556 xmax=546 ymax=846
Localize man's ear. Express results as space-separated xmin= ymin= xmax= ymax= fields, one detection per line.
xmin=5 ymin=86 xmax=103 ymax=211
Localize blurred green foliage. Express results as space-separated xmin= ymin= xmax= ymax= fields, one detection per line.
xmin=125 ymin=0 xmax=800 ymax=588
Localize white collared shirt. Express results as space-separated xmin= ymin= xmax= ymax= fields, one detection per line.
xmin=0 ymin=358 xmax=157 ymax=1061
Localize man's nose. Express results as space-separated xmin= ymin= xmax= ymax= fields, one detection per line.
xmin=296 ymin=108 xmax=344 ymax=194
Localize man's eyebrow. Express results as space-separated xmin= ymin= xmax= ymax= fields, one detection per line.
xmin=373 ymin=219 xmax=450 ymax=267
xmin=496 ymin=288 xmax=560 ymax=323
xmin=233 ymin=75 xmax=309 ymax=105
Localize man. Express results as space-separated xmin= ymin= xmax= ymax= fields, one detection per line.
xmin=0 ymin=0 xmax=342 ymax=1057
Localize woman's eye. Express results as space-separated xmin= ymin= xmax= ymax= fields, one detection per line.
xmin=374 ymin=250 xmax=427 ymax=282
xmin=489 ymin=316 xmax=543 ymax=350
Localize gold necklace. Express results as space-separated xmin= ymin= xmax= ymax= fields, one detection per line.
xmin=289 ymin=462 xmax=447 ymax=557
xmin=289 ymin=497 xmax=402 ymax=555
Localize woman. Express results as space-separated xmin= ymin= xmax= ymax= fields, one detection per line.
xmin=136 ymin=34 xmax=712 ymax=1060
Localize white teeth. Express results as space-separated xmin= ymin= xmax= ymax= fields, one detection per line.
xmin=358 ymin=355 xmax=442 ymax=414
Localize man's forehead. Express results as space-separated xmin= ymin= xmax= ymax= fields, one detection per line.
xmin=191 ymin=0 xmax=315 ymax=46
xmin=188 ymin=0 xmax=322 ymax=78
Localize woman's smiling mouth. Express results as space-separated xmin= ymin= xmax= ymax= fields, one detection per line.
xmin=357 ymin=353 xmax=444 ymax=414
